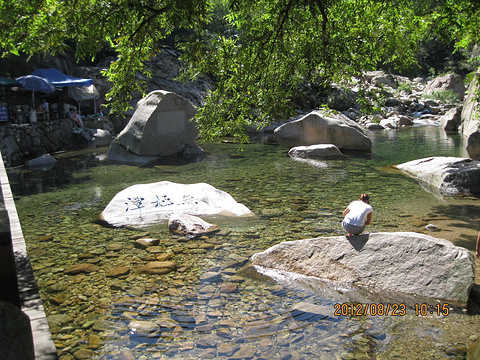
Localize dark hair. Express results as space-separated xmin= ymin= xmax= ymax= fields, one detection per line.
xmin=359 ymin=194 xmax=369 ymax=202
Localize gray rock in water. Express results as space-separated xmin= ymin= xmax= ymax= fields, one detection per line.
xmin=26 ymin=153 xmax=57 ymax=170
xmin=440 ymin=107 xmax=462 ymax=132
xmin=288 ymin=144 xmax=342 ymax=159
xmin=396 ymin=156 xmax=480 ymax=194
xmin=250 ymin=232 xmax=474 ymax=302
xmin=168 ymin=214 xmax=220 ymax=237
xmin=108 ymin=90 xmax=200 ymax=164
xmin=274 ymin=111 xmax=372 ymax=151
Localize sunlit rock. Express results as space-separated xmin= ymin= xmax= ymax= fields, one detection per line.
xmin=288 ymin=144 xmax=342 ymax=159
xmin=424 ymin=73 xmax=465 ymax=100
xmin=108 ymin=90 xmax=201 ymax=164
xmin=100 ymin=181 xmax=254 ymax=227
xmin=250 ymin=232 xmax=474 ymax=302
xmin=396 ymin=156 xmax=480 ymax=194
xmin=461 ymin=71 xmax=480 ymax=160
xmin=440 ymin=107 xmax=462 ymax=132
xmin=168 ymin=214 xmax=220 ymax=237
xmin=274 ymin=111 xmax=372 ymax=151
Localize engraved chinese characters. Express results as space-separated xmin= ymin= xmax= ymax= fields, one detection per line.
xmin=101 ymin=181 xmax=254 ymax=227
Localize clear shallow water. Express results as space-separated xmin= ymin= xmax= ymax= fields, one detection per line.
xmin=7 ymin=125 xmax=480 ymax=359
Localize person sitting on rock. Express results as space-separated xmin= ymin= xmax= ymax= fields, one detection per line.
xmin=342 ymin=193 xmax=373 ymax=236
xmin=69 ymin=108 xmax=84 ymax=127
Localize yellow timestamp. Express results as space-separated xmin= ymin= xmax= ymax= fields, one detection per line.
xmin=334 ymin=303 xmax=407 ymax=316
xmin=414 ymin=303 xmax=450 ymax=316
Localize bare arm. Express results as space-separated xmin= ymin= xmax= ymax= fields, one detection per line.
xmin=476 ymin=233 xmax=480 ymax=258
xmin=365 ymin=212 xmax=373 ymax=226
xmin=343 ymin=207 xmax=350 ymax=217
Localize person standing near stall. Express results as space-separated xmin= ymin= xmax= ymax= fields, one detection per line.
xmin=40 ymin=99 xmax=50 ymax=121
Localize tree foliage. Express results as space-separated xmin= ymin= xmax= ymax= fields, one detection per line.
xmin=0 ymin=0 xmax=478 ymax=143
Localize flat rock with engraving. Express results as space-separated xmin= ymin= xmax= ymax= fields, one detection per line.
xmin=100 ymin=181 xmax=254 ymax=227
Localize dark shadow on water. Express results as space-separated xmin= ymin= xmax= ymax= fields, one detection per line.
xmin=345 ymin=233 xmax=370 ymax=251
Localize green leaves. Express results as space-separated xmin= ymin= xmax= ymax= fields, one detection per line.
xmin=1 ymin=0 xmax=478 ymax=142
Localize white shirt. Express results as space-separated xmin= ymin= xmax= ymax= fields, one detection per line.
xmin=344 ymin=200 xmax=373 ymax=227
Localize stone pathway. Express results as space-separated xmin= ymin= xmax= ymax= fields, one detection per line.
xmin=0 ymin=156 xmax=58 ymax=359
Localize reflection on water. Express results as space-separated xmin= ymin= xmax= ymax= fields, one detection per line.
xmin=7 ymin=125 xmax=480 ymax=359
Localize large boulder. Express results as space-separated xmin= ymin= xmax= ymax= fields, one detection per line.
xmin=274 ymin=111 xmax=372 ymax=151
xmin=250 ymin=232 xmax=474 ymax=302
xmin=440 ymin=107 xmax=462 ymax=132
xmin=108 ymin=91 xmax=199 ymax=164
xmin=396 ymin=156 xmax=480 ymax=194
xmin=424 ymin=73 xmax=466 ymax=100
xmin=100 ymin=181 xmax=254 ymax=227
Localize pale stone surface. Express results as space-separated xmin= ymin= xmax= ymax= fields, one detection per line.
xmin=250 ymin=232 xmax=474 ymax=302
xmin=274 ymin=111 xmax=371 ymax=151
xmin=460 ymin=71 xmax=480 ymax=160
xmin=424 ymin=73 xmax=466 ymax=100
xmin=101 ymin=181 xmax=254 ymax=227
xmin=108 ymin=90 xmax=199 ymax=164
xmin=288 ymin=144 xmax=342 ymax=159
xmin=128 ymin=320 xmax=160 ymax=336
xmin=440 ymin=107 xmax=462 ymax=132
xmin=396 ymin=156 xmax=480 ymax=194
xmin=168 ymin=214 xmax=220 ymax=236
xmin=82 ymin=128 xmax=113 ymax=147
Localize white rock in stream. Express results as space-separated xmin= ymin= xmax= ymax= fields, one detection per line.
xmin=101 ymin=181 xmax=254 ymax=227
xmin=250 ymin=232 xmax=474 ymax=302
xmin=396 ymin=156 xmax=480 ymax=194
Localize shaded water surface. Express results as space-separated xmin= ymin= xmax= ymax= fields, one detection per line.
xmin=8 ymin=125 xmax=480 ymax=359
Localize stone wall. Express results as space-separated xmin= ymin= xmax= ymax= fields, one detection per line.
xmin=0 ymin=117 xmax=115 ymax=167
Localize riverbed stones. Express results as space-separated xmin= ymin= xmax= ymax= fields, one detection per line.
xmin=137 ymin=261 xmax=177 ymax=275
xmin=250 ymin=232 xmax=475 ymax=302
xmin=107 ymin=90 xmax=200 ymax=164
xmin=274 ymin=111 xmax=372 ymax=151
xmin=168 ymin=214 xmax=220 ymax=237
xmin=106 ymin=266 xmax=130 ymax=278
xmin=134 ymin=238 xmax=159 ymax=249
xmin=128 ymin=320 xmax=160 ymax=337
xmin=100 ymin=181 xmax=254 ymax=227
xmin=64 ymin=263 xmax=99 ymax=274
xmin=288 ymin=144 xmax=342 ymax=159
xmin=396 ymin=156 xmax=480 ymax=194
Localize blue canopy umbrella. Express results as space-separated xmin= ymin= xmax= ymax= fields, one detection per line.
xmin=15 ymin=75 xmax=56 ymax=107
